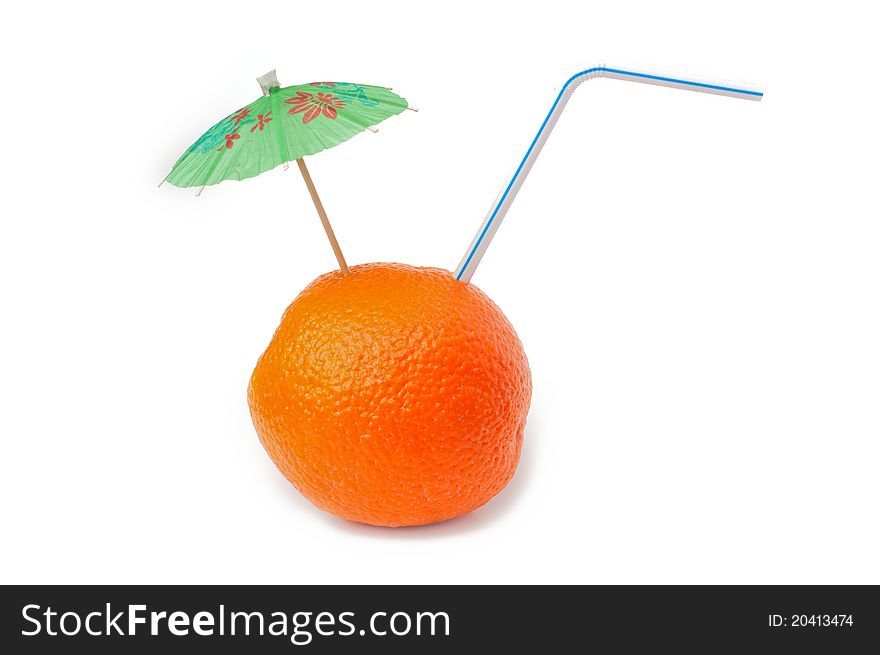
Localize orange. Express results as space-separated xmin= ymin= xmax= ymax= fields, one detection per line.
xmin=248 ymin=262 xmax=531 ymax=527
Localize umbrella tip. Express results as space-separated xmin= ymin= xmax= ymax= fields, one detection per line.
xmin=257 ymin=70 xmax=280 ymax=96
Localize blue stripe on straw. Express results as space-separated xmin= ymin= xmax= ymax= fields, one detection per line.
xmin=455 ymin=67 xmax=762 ymax=280
xmin=602 ymin=68 xmax=763 ymax=97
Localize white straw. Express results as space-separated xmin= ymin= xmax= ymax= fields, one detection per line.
xmin=454 ymin=63 xmax=763 ymax=283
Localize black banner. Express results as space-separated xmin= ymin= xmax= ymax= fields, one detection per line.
xmin=2 ymin=585 xmax=877 ymax=652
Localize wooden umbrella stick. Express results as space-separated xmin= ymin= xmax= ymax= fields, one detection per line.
xmin=295 ymin=158 xmax=350 ymax=275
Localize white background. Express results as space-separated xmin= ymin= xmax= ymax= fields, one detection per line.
xmin=2 ymin=1 xmax=878 ymax=584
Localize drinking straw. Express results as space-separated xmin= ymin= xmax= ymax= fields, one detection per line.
xmin=454 ymin=63 xmax=763 ymax=283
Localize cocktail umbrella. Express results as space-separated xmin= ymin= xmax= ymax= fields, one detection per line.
xmin=162 ymin=71 xmax=412 ymax=273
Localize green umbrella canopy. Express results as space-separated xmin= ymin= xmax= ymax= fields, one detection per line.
xmin=163 ymin=71 xmax=412 ymax=274
xmin=165 ymin=75 xmax=409 ymax=188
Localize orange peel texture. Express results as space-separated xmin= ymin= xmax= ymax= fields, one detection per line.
xmin=248 ymin=263 xmax=531 ymax=527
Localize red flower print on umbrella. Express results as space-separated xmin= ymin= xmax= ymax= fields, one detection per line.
xmin=218 ymin=126 xmax=241 ymax=151
xmin=250 ymin=111 xmax=272 ymax=132
xmin=285 ymin=91 xmax=345 ymax=124
xmin=231 ymin=108 xmax=251 ymax=126
xmin=309 ymin=82 xmax=337 ymax=87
